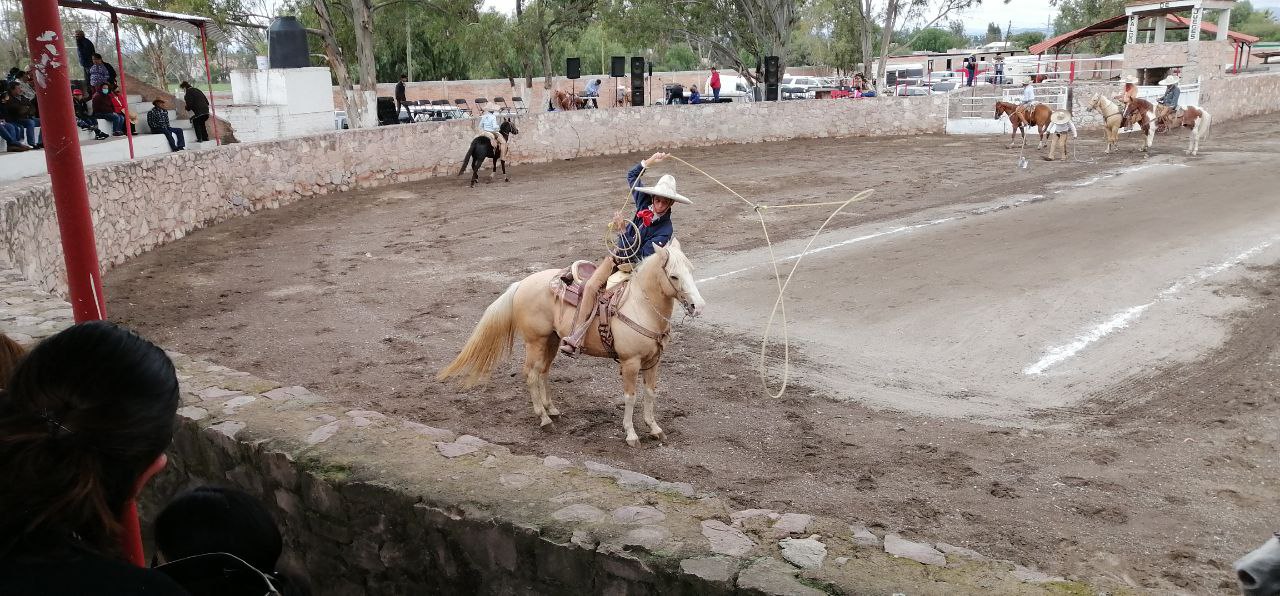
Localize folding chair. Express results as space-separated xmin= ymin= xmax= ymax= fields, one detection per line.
xmin=455 ymin=98 xmax=473 ymax=116
xmin=473 ymin=98 xmax=489 ymax=113
xmin=493 ymin=97 xmax=512 ymax=114
xmin=511 ymin=96 xmax=530 ymax=114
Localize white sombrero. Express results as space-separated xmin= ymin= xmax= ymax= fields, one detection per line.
xmin=635 ymin=174 xmax=693 ymax=205
xmin=1120 ymin=74 xmax=1139 ymax=84
xmin=1050 ymin=110 xmax=1072 ymax=125
xmin=1158 ymin=75 xmax=1180 ymax=86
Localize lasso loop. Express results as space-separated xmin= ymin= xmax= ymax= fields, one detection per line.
xmin=605 ymin=153 xmax=873 ymax=398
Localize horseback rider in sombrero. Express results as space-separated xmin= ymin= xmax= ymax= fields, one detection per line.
xmin=560 ymin=151 xmax=693 ymax=356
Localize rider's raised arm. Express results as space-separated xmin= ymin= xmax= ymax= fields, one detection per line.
xmin=627 ymin=162 xmax=652 ymax=210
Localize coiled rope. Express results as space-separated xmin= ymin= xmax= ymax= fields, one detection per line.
xmin=603 ymin=154 xmax=873 ymax=398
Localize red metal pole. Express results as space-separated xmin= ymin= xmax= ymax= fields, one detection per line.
xmin=200 ymin=25 xmax=220 ymax=145
xmin=1069 ymin=59 xmax=1075 ymax=82
xmin=20 ymin=0 xmax=135 ymax=567
xmin=110 ymin=13 xmax=134 ymax=159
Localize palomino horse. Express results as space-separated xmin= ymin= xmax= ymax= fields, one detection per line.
xmin=1121 ymin=97 xmax=1158 ymax=152
xmin=1086 ymin=93 xmax=1124 ymax=154
xmin=438 ymin=240 xmax=706 ymax=447
xmin=1176 ymin=105 xmax=1212 ymax=156
xmin=994 ymin=101 xmax=1052 ymax=149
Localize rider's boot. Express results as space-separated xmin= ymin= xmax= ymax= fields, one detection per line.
xmin=560 ymin=256 xmax=616 ymax=356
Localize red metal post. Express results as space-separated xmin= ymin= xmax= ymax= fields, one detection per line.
xmin=199 ymin=24 xmax=220 ymax=145
xmin=20 ymin=0 xmax=134 ymax=567
xmin=110 ymin=13 xmax=134 ymax=159
xmin=1069 ymin=59 xmax=1076 ymax=82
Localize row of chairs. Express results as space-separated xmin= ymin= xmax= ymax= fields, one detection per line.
xmin=403 ymin=97 xmax=529 ymax=115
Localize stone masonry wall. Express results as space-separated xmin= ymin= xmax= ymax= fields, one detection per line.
xmin=0 ymin=95 xmax=946 ymax=295
xmin=0 ymin=266 xmax=1083 ymax=595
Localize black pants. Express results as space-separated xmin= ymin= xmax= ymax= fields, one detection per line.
xmin=191 ymin=113 xmax=210 ymax=142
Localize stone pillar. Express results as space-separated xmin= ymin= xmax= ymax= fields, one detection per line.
xmin=1154 ymin=15 xmax=1167 ymax=43
xmin=1217 ymin=8 xmax=1232 ymax=41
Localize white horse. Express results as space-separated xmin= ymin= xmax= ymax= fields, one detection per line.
xmin=1236 ymin=533 xmax=1280 ymax=596
xmin=1177 ymin=105 xmax=1212 ymax=156
xmin=1086 ymin=93 xmax=1124 ymax=154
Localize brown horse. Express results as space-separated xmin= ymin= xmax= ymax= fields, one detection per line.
xmin=552 ymin=89 xmax=589 ymax=111
xmin=1121 ymin=97 xmax=1158 ymax=152
xmin=438 ymin=240 xmax=706 ymax=447
xmin=994 ymin=101 xmax=1052 ymax=149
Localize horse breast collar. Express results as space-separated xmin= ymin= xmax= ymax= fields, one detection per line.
xmin=596 ymin=281 xmax=670 ymax=362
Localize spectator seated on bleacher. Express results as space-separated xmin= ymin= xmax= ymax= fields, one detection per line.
xmin=0 ymin=117 xmax=28 ymax=152
xmin=71 ymin=89 xmax=109 ymax=141
xmin=90 ymin=83 xmax=125 ymax=136
xmin=689 ymin=84 xmax=702 ymax=105
xmin=0 ymin=83 xmax=40 ymax=149
xmin=146 ymin=99 xmax=185 ymax=152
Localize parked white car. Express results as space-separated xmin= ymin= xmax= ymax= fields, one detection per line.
xmin=781 ymin=76 xmax=822 ymax=99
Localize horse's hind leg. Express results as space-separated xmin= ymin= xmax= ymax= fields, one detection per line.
xmin=501 ymin=159 xmax=509 ymax=182
xmin=640 ymin=365 xmax=665 ymax=441
xmin=619 ymin=358 xmax=642 ymax=447
xmin=523 ymin=338 xmax=553 ymax=427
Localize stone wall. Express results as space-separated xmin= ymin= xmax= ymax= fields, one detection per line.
xmin=1201 ymin=71 xmax=1280 ymax=121
xmin=0 ymin=95 xmax=946 ymax=295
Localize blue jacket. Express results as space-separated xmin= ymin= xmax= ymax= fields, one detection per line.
xmin=617 ymin=162 xmax=674 ymax=263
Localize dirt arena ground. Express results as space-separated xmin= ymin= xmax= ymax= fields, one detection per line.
xmin=108 ymin=115 xmax=1280 ymax=593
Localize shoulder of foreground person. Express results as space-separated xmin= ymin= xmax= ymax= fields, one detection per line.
xmin=0 ymin=552 xmax=191 ymax=596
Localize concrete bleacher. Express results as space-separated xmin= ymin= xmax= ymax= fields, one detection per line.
xmin=0 ymin=94 xmax=216 ymax=182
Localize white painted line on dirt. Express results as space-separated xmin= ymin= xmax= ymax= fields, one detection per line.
xmin=695 ymin=218 xmax=954 ymax=284
xmin=1024 ymin=238 xmax=1278 ymax=375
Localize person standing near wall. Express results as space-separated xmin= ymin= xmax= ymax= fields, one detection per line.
xmin=395 ymin=75 xmax=408 ymax=119
xmin=710 ymin=66 xmax=722 ymax=102
xmin=180 ymin=81 xmax=210 ymax=143
xmin=75 ymin=31 xmax=95 ymax=91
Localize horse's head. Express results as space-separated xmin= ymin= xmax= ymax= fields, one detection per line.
xmin=1237 ymin=533 xmax=1280 ymax=596
xmin=500 ymin=119 xmax=519 ymax=137
xmin=654 ymin=239 xmax=705 ymax=317
xmin=1087 ymin=93 xmax=1103 ymax=112
xmin=994 ymin=102 xmax=1011 ymax=120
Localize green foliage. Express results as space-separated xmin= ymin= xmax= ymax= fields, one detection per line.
xmin=1008 ymin=31 xmax=1046 ymax=48
xmin=985 ymin=21 xmax=1002 ymax=42
xmin=911 ymin=27 xmax=964 ymax=52
xmin=1053 ymin=0 xmax=1126 ymax=53
xmin=1231 ymin=1 xmax=1280 ymax=41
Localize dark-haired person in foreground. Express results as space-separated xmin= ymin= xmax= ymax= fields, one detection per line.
xmin=0 ymin=321 xmax=187 ymax=595
xmin=154 ymin=486 xmax=310 ymax=596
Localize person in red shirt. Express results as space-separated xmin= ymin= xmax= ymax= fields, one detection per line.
xmin=709 ymin=66 xmax=722 ymax=102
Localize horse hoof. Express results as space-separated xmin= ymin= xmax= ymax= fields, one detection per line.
xmin=626 ymin=436 xmax=640 ymax=447
xmin=540 ymin=417 xmax=554 ymax=428
xmin=651 ymin=430 xmax=666 ymax=442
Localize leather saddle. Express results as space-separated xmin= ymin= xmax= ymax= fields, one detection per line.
xmin=550 ymin=260 xmax=598 ymax=307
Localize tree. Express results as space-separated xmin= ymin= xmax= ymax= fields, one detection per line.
xmin=1053 ymin=0 xmax=1124 ymax=53
xmin=521 ymin=0 xmax=598 ymax=102
xmin=1008 ymin=30 xmax=1045 ymax=49
xmin=645 ymin=0 xmax=804 ymax=84
xmin=985 ymin=21 xmax=1001 ymax=42
xmin=911 ymin=27 xmax=962 ymax=52
xmin=865 ymin=0 xmax=985 ymax=88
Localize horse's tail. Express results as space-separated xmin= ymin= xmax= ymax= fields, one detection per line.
xmin=437 ymin=282 xmax=519 ymax=387
xmin=458 ymin=145 xmax=473 ymax=176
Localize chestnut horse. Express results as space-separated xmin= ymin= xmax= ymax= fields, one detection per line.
xmin=1086 ymin=93 xmax=1124 ymax=154
xmin=994 ymin=101 xmax=1052 ymax=149
xmin=438 ymin=240 xmax=706 ymax=447
xmin=1121 ymin=97 xmax=1158 ymax=152
xmin=552 ymin=89 xmax=589 ymax=110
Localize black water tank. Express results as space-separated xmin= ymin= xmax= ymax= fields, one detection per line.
xmin=268 ymin=16 xmax=309 ymax=69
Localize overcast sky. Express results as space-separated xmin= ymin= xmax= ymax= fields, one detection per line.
xmin=480 ymin=0 xmax=1280 ymax=35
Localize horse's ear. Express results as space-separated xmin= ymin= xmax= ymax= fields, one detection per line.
xmin=668 ymin=237 xmax=681 ymax=252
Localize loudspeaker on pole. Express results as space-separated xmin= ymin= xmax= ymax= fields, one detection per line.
xmin=610 ymin=56 xmax=625 ymax=78
xmin=566 ymin=57 xmax=581 ymax=80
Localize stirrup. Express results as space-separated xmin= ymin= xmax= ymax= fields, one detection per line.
xmin=559 ymin=339 xmax=579 ymax=357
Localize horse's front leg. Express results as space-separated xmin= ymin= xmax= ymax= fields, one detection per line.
xmin=1037 ymin=125 xmax=1047 ymax=149
xmin=641 ymin=364 xmax=665 ymax=442
xmin=501 ymin=159 xmax=509 ymax=182
xmin=619 ymin=358 xmax=642 ymax=447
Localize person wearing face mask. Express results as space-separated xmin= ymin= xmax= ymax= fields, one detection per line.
xmin=559 ymin=151 xmax=694 ymax=356
xmin=90 ymin=83 xmax=126 ymax=136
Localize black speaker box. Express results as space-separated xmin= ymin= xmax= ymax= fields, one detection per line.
xmin=631 ymin=57 xmax=645 ymax=106
xmin=610 ymin=56 xmax=625 ymax=78
xmin=566 ymin=57 xmax=581 ymax=80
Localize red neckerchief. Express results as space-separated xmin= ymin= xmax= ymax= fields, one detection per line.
xmin=636 ymin=208 xmax=655 ymax=227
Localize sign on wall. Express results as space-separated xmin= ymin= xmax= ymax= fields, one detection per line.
xmin=1127 ymin=15 xmax=1139 ymax=44
xmin=1189 ymin=7 xmax=1203 ymax=42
